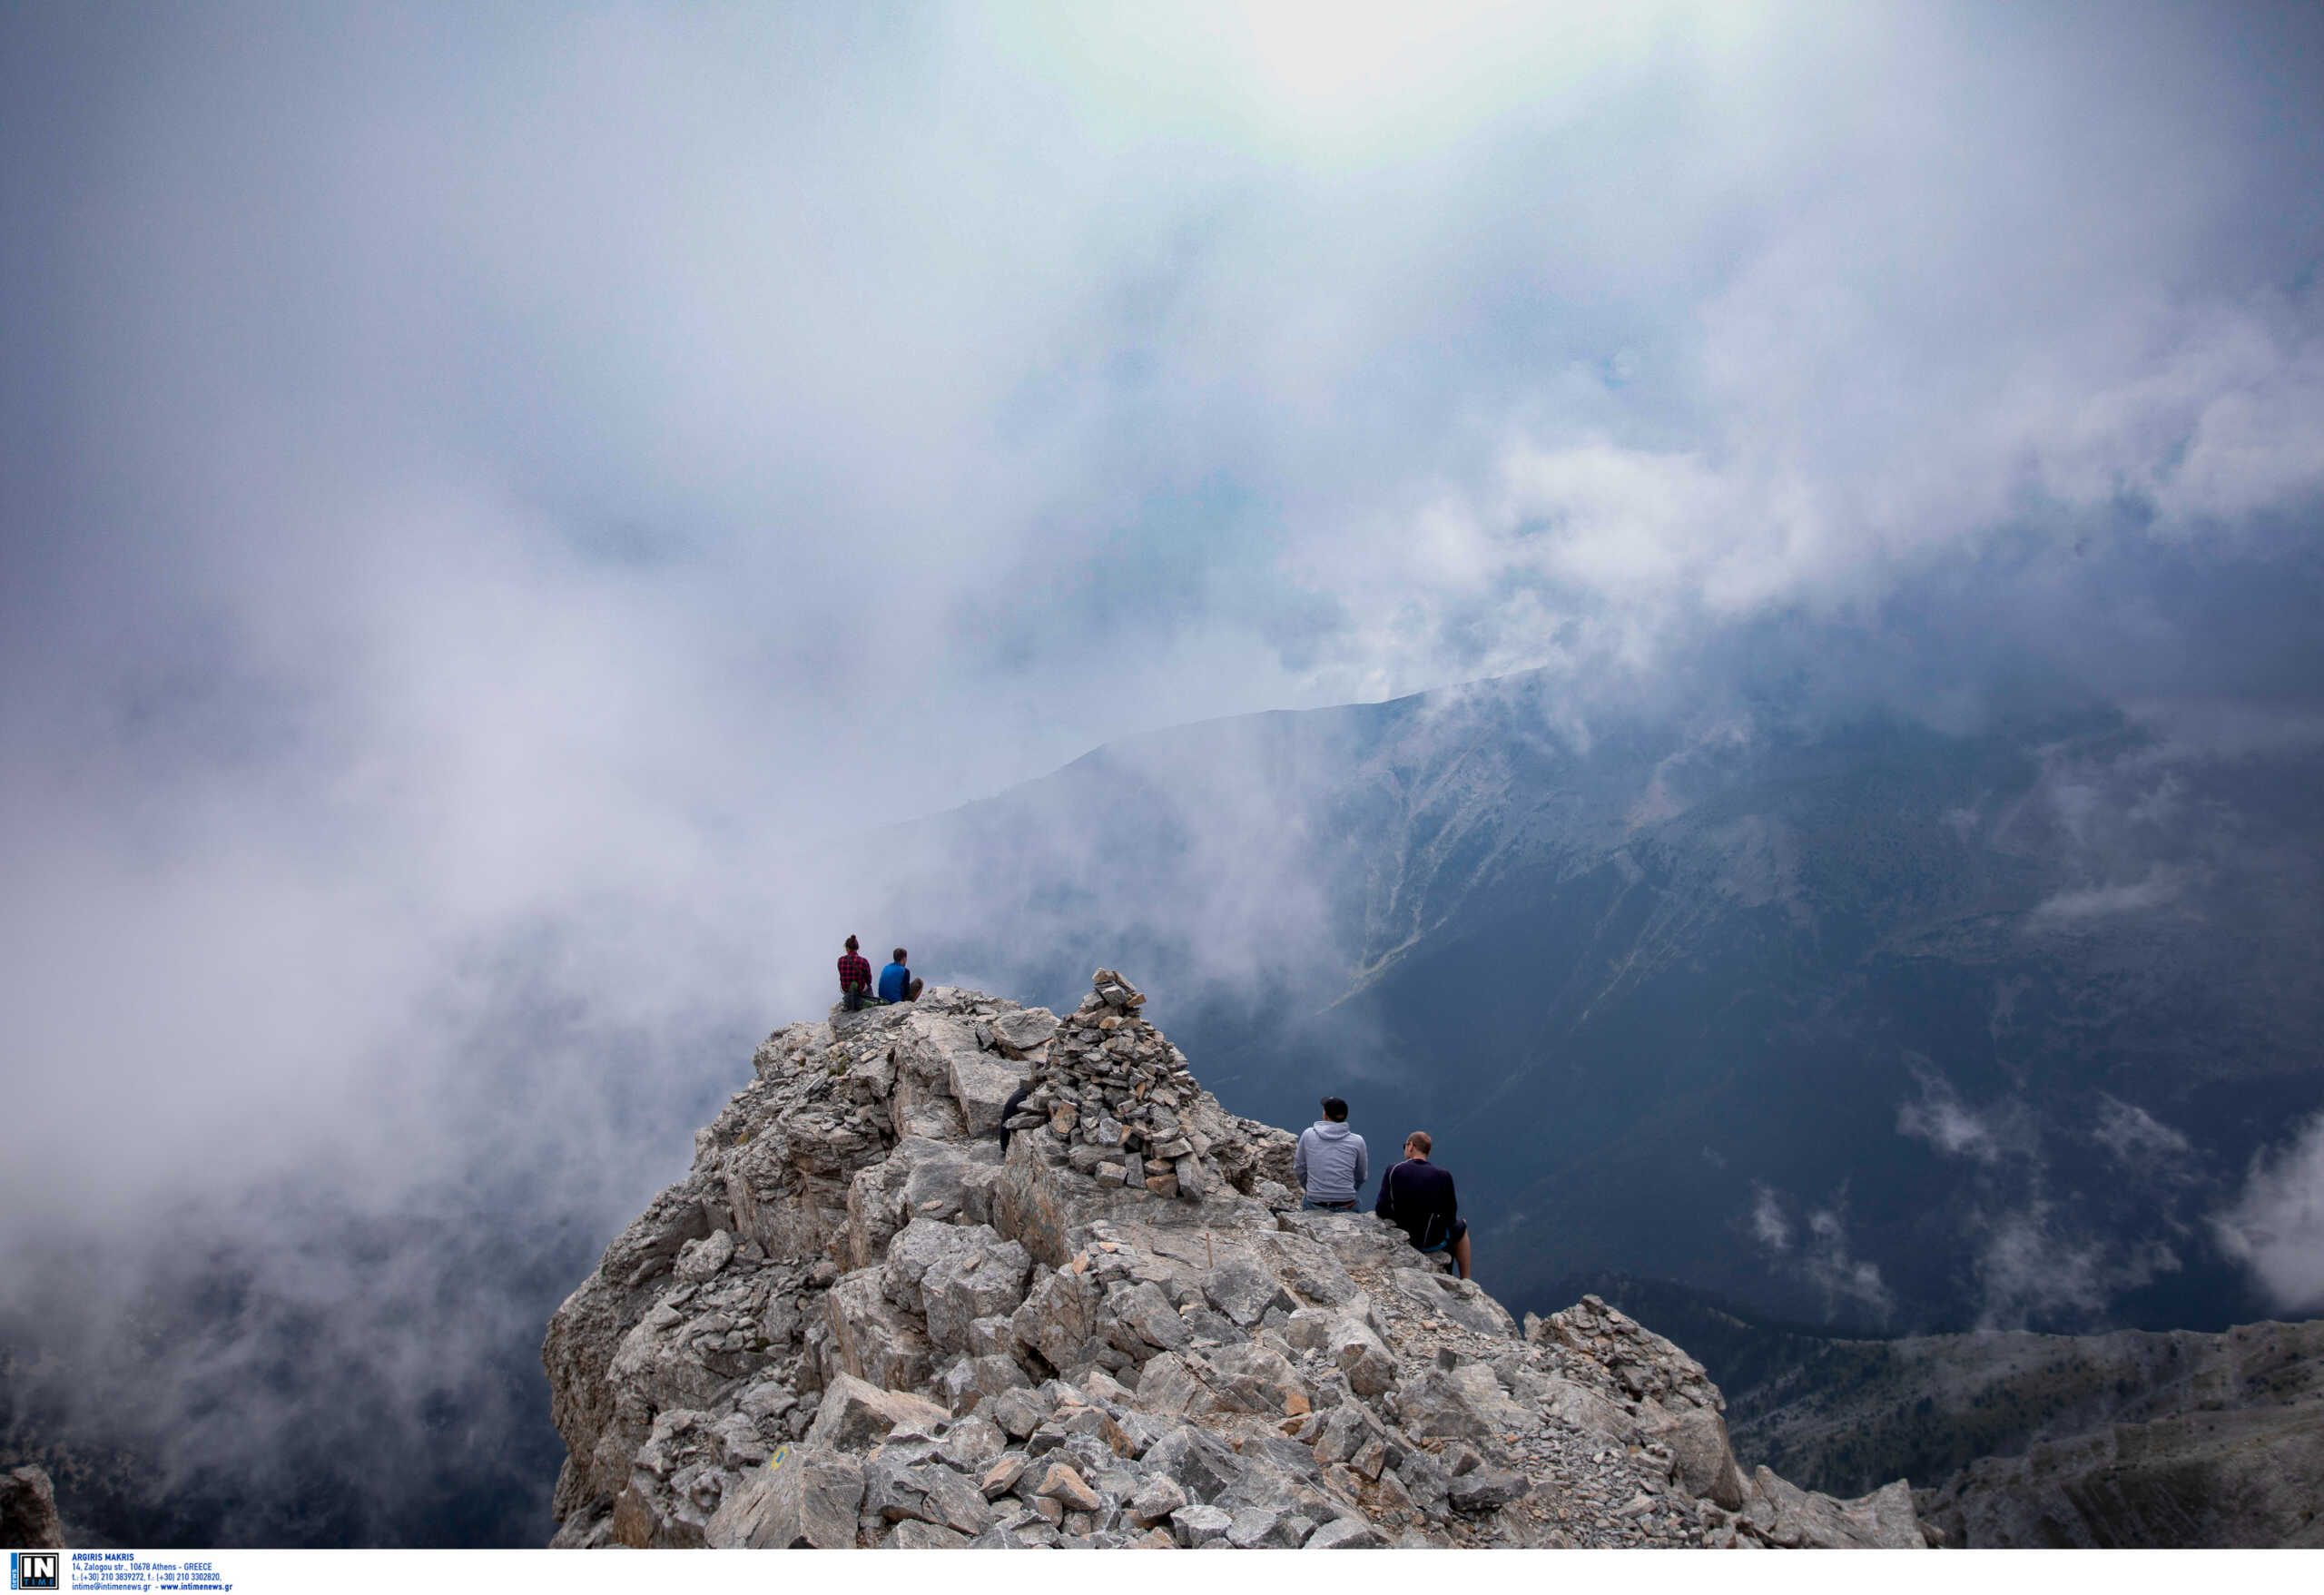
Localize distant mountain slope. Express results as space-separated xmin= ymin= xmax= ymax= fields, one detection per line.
xmin=862 ymin=668 xmax=2324 ymax=1336
xmin=1729 ymin=1316 xmax=2324 ymax=1548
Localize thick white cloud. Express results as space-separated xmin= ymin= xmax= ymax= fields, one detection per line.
xmin=2215 ymin=1115 xmax=2324 ymax=1314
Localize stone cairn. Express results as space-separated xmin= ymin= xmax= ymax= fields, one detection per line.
xmin=1004 ymin=970 xmax=1230 ymax=1203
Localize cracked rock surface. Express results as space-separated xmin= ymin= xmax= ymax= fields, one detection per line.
xmin=545 ymin=972 xmax=1937 ymax=1550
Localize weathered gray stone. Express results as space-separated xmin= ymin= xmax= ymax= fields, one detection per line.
xmin=674 ymin=1227 xmax=737 ymax=1283
xmin=1202 ymin=1259 xmax=1297 ymax=1327
xmin=704 ymin=1444 xmax=865 ymax=1549
xmin=1305 ymin=1516 xmax=1383 ymax=1548
xmin=882 ymin=1216 xmax=987 ymax=1314
xmin=1102 ymin=1279 xmax=1190 ymax=1358
xmin=1640 ymin=1393 xmax=1746 ymax=1510
xmin=1393 ymin=1363 xmax=1531 ymax=1444
xmin=1170 ymin=1502 xmax=1234 ymax=1547
xmin=1143 ymin=1425 xmax=1243 ymax=1504
xmin=1196 ymin=1342 xmax=1306 ymax=1415
xmin=1447 ymin=1469 xmax=1531 ymax=1514
xmin=923 ymin=1237 xmax=1034 ymax=1354
xmin=985 ymin=1383 xmax=1054 ymax=1440
xmin=940 ymin=1352 xmax=1032 ymax=1417
xmin=865 ymin=1453 xmax=994 ymax=1534
xmin=1127 ymin=1474 xmax=1189 ymax=1528
xmin=805 ymin=1374 xmax=950 ymax=1453
xmin=978 ymin=1452 xmax=1029 ymax=1500
xmin=937 ymin=1413 xmax=1007 ymax=1473
xmin=1327 ymin=1316 xmax=1398 ymax=1398
xmin=824 ymin=1270 xmax=933 ymax=1392
xmin=1031 ymin=1461 xmax=1103 ymax=1513
xmin=1010 ymin=1267 xmax=1099 ymax=1373
xmin=989 ymin=1009 xmax=1060 ymax=1054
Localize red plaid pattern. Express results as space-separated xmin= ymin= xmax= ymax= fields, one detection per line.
xmin=837 ymin=952 xmax=872 ymax=989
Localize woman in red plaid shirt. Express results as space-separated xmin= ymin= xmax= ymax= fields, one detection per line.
xmin=837 ymin=935 xmax=876 ymax=1011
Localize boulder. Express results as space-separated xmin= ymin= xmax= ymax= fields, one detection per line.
xmin=823 ymin=1271 xmax=933 ymax=1392
xmin=938 ymin=1353 xmax=1031 ymax=1417
xmin=805 ymin=1374 xmax=950 ymax=1453
xmin=1170 ymin=1502 xmax=1234 ymax=1547
xmin=1305 ymin=1516 xmax=1384 ymax=1549
xmin=704 ymin=1444 xmax=865 ymax=1549
xmin=864 ymin=1453 xmax=994 ymax=1535
xmin=1393 ymin=1364 xmax=1532 ymax=1445
xmin=989 ymin=1009 xmax=1061 ymax=1055
xmin=922 ymin=1238 xmax=1034 ymax=1354
xmin=936 ymin=1413 xmax=1008 ymax=1472
xmin=1202 ymin=1259 xmax=1297 ymax=1327
xmin=1010 ymin=1268 xmax=1099 ymax=1373
xmin=1326 ymin=1316 xmax=1398 ymax=1398
xmin=1640 ymin=1393 xmax=1746 ymax=1510
xmin=1101 ymin=1280 xmax=1191 ymax=1359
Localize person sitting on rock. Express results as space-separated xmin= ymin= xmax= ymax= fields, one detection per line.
xmin=1295 ymin=1096 xmax=1368 ymax=1211
xmin=1376 ymin=1130 xmax=1471 ymax=1280
xmin=877 ymin=947 xmax=923 ymax=1004
xmin=837 ymin=934 xmax=878 ymax=1011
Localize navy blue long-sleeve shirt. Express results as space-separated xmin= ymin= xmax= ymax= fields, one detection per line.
xmin=1375 ymin=1157 xmax=1459 ymax=1248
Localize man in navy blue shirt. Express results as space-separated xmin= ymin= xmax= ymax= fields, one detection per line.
xmin=1375 ymin=1131 xmax=1471 ymax=1280
xmin=877 ymin=948 xmax=923 ymax=1004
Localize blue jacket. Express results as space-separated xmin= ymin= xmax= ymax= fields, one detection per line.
xmin=877 ymin=962 xmax=911 ymax=1002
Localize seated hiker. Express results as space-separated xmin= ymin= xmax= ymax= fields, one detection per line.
xmin=1295 ymin=1097 xmax=1368 ymax=1211
xmin=836 ymin=935 xmax=879 ymax=1011
xmin=877 ymin=948 xmax=923 ymax=1004
xmin=1376 ymin=1130 xmax=1471 ymax=1280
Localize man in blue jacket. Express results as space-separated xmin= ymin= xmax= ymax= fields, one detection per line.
xmin=877 ymin=948 xmax=923 ymax=1004
xmin=1376 ymin=1130 xmax=1471 ymax=1279
xmin=1295 ymin=1097 xmax=1368 ymax=1211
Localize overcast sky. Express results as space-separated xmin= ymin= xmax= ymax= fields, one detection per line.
xmin=4 ymin=4 xmax=2323 ymax=1498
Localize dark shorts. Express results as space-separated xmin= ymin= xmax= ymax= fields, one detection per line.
xmin=1417 ymin=1217 xmax=1470 ymax=1253
xmin=1302 ymin=1197 xmax=1357 ymax=1212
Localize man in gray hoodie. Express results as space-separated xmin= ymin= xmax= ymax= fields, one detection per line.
xmin=1295 ymin=1097 xmax=1369 ymax=1210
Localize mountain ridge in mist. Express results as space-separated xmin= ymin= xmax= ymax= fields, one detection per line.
xmin=866 ymin=665 xmax=2324 ymax=1337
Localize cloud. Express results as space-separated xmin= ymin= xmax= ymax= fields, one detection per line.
xmin=1974 ymin=1205 xmax=2182 ymax=1329
xmin=1746 ymin=1184 xmax=1893 ymax=1324
xmin=1750 ymin=1184 xmax=1793 ymax=1253
xmin=1896 ymin=1066 xmax=2034 ymax=1166
xmin=2092 ymin=1096 xmax=2196 ymax=1176
xmin=2030 ymin=867 xmax=2199 ymax=926
xmin=2214 ymin=1113 xmax=2324 ymax=1314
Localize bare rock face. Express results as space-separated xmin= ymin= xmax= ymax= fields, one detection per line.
xmin=544 ymin=973 xmax=1936 ymax=1550
xmin=1 ymin=1466 xmax=66 ymax=1551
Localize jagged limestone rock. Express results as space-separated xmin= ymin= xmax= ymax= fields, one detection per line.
xmin=545 ymin=972 xmax=1941 ymax=1551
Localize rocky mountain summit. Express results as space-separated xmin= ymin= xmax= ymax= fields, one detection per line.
xmin=543 ymin=973 xmax=1940 ymax=1550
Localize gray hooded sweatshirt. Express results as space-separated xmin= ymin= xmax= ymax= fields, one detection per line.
xmin=1295 ymin=1121 xmax=1369 ymax=1204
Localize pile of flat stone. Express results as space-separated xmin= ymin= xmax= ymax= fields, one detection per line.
xmin=1002 ymin=970 xmax=1219 ymax=1202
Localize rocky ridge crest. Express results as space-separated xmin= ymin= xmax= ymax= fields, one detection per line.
xmin=543 ymin=972 xmax=1939 ymax=1549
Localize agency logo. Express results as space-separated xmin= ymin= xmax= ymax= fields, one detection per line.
xmin=9 ymin=1551 xmax=60 ymax=1591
